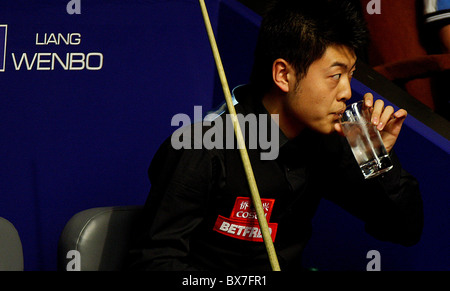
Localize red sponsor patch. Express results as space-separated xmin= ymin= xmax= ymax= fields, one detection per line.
xmin=230 ymin=196 xmax=275 ymax=221
xmin=213 ymin=197 xmax=278 ymax=242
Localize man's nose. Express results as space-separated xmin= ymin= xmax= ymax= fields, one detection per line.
xmin=337 ymin=77 xmax=352 ymax=102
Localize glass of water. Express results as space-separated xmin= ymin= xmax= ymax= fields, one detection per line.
xmin=339 ymin=100 xmax=393 ymax=179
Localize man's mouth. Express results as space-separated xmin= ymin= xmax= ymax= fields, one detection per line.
xmin=333 ymin=108 xmax=346 ymax=118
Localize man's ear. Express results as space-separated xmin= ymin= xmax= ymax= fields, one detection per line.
xmin=272 ymin=58 xmax=294 ymax=93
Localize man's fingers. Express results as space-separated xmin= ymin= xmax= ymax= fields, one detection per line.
xmin=371 ymin=99 xmax=384 ymax=126
xmin=387 ymin=109 xmax=408 ymax=135
xmin=377 ymin=105 xmax=395 ymax=131
xmin=394 ymin=108 xmax=408 ymax=119
xmin=363 ymin=92 xmax=374 ymax=108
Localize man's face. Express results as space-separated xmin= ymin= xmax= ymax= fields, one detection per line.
xmin=285 ymin=44 xmax=356 ymax=135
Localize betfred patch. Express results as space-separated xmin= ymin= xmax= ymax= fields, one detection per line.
xmin=230 ymin=196 xmax=275 ymax=221
xmin=213 ymin=197 xmax=278 ymax=242
xmin=213 ymin=215 xmax=278 ymax=242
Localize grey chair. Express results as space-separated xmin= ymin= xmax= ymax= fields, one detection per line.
xmin=57 ymin=205 xmax=143 ymax=271
xmin=0 ymin=217 xmax=24 ymax=271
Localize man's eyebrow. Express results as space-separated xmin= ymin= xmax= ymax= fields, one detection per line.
xmin=330 ymin=60 xmax=357 ymax=70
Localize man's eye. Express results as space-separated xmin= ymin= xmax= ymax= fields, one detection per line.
xmin=332 ymin=74 xmax=341 ymax=80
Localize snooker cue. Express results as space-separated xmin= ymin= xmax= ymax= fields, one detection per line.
xmin=198 ymin=0 xmax=281 ymax=271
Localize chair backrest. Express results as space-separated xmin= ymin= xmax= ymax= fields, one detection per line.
xmin=0 ymin=217 xmax=24 ymax=271
xmin=359 ymin=0 xmax=442 ymax=110
xmin=360 ymin=0 xmax=427 ymax=66
xmin=57 ymin=205 xmax=143 ymax=271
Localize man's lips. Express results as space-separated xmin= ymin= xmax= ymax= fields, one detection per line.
xmin=332 ymin=108 xmax=346 ymax=118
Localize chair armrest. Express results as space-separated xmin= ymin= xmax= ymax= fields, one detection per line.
xmin=373 ymin=54 xmax=450 ymax=81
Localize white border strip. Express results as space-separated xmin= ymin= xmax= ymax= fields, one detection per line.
xmin=0 ymin=25 xmax=7 ymax=72
xmin=425 ymin=11 xmax=450 ymax=23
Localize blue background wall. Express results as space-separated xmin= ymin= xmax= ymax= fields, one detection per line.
xmin=0 ymin=0 xmax=448 ymax=271
xmin=0 ymin=0 xmax=219 ymax=270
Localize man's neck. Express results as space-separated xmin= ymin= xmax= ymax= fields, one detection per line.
xmin=261 ymin=88 xmax=305 ymax=140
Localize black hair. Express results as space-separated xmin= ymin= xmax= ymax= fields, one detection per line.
xmin=250 ymin=0 xmax=368 ymax=95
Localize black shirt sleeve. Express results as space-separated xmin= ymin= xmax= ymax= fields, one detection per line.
xmin=322 ymin=138 xmax=424 ymax=247
xmin=129 ymin=136 xmax=214 ymax=271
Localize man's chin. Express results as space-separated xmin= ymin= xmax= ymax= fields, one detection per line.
xmin=310 ymin=124 xmax=335 ymax=135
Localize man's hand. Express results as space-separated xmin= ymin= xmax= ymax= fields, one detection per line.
xmin=363 ymin=93 xmax=407 ymax=153
xmin=334 ymin=93 xmax=407 ymax=153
